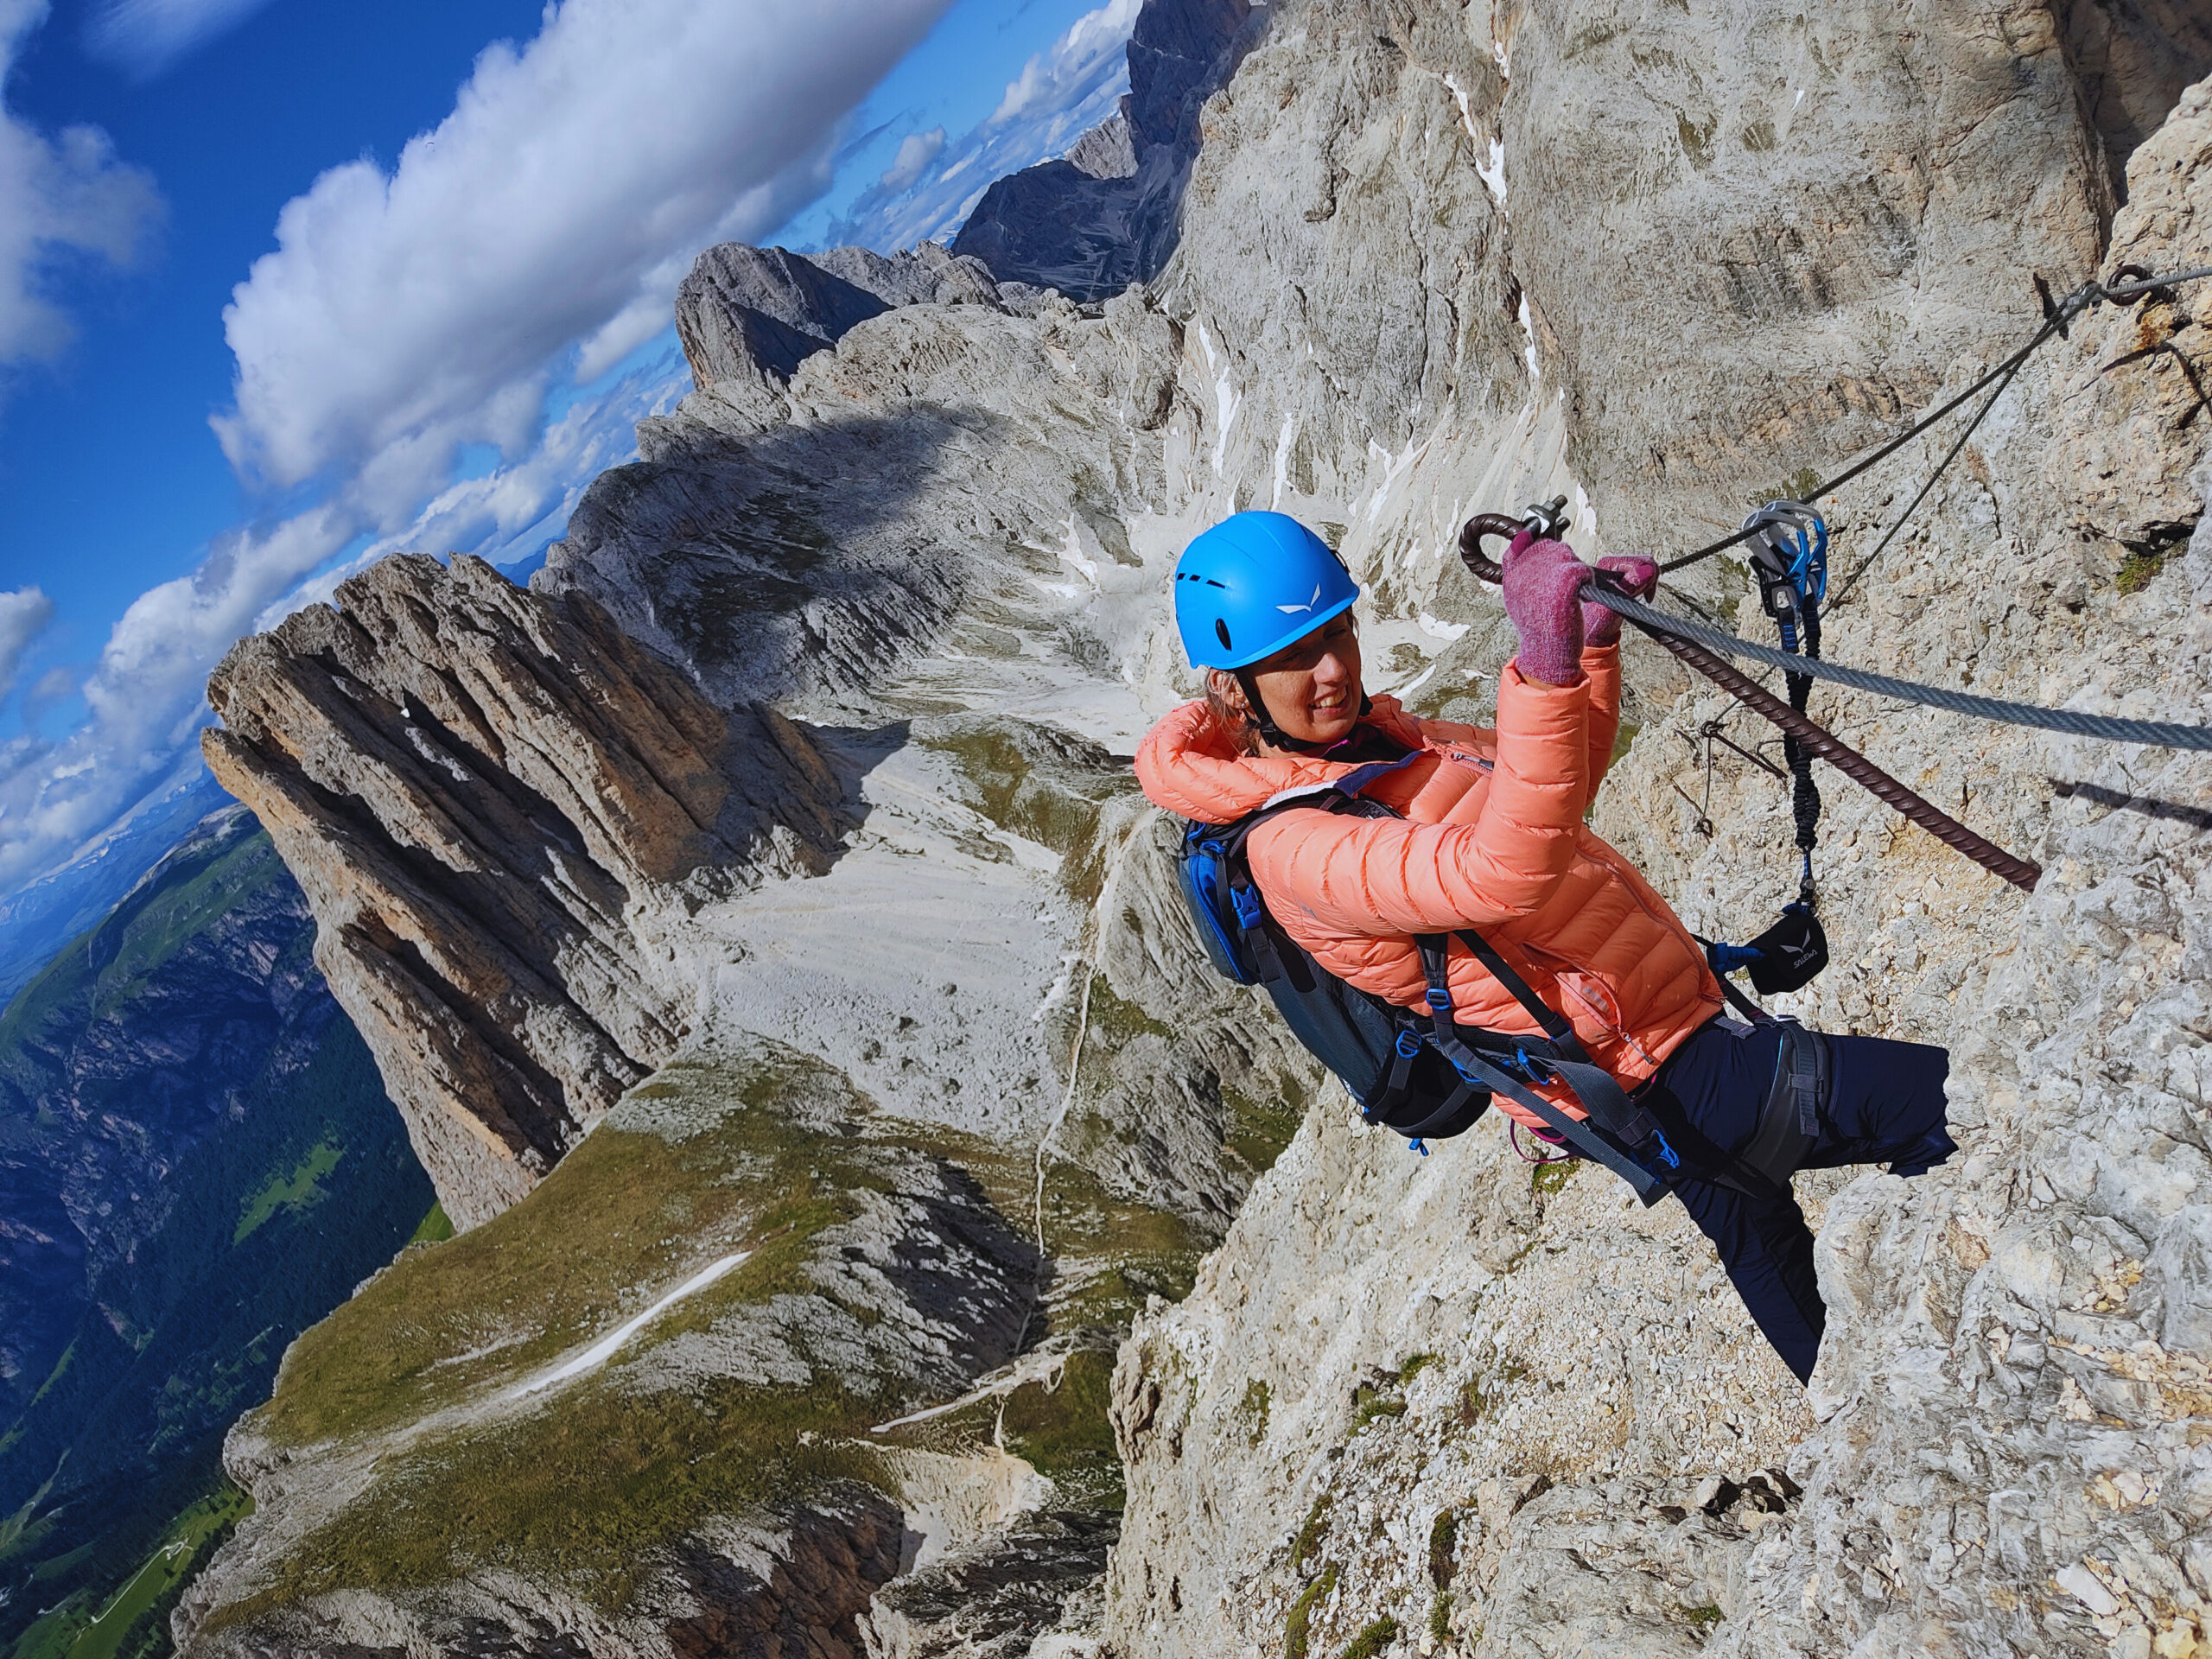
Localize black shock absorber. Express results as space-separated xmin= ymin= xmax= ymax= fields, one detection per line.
xmin=1744 ymin=502 xmax=1828 ymax=910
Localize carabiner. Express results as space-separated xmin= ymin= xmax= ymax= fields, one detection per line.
xmin=1742 ymin=500 xmax=1828 ymax=618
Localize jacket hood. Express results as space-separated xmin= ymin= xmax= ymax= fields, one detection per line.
xmin=1134 ymin=696 xmax=1426 ymax=823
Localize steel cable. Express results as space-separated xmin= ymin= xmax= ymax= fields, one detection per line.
xmin=1659 ymin=265 xmax=2212 ymax=579
xmin=1586 ymin=588 xmax=2212 ymax=750
xmin=1624 ymin=618 xmax=2043 ymax=891
xmin=1461 ymin=513 xmax=2046 ymax=887
xmin=1447 ymin=264 xmax=2212 ymax=892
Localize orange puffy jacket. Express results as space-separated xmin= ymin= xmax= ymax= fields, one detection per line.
xmin=1135 ymin=645 xmax=1722 ymax=1128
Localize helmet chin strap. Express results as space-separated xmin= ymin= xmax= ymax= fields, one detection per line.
xmin=1234 ymin=670 xmax=1373 ymax=754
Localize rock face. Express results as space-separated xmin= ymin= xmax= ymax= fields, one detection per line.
xmin=949 ymin=0 xmax=1259 ymax=301
xmin=188 ymin=0 xmax=2212 ymax=1653
xmin=1102 ymin=7 xmax=2212 ymax=1659
xmin=553 ymin=291 xmax=1196 ymax=716
xmin=672 ymin=240 xmax=1007 ymax=434
xmin=202 ymin=553 xmax=845 ymax=1228
xmin=1065 ymin=112 xmax=1137 ymax=181
xmin=676 ymin=244 xmax=897 ymax=387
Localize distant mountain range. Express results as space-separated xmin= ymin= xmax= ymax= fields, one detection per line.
xmin=0 ymin=770 xmax=233 ymax=1008
xmin=0 ymin=806 xmax=431 ymax=1659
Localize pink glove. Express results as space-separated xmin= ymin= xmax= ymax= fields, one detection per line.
xmin=1581 ymin=555 xmax=1658 ymax=647
xmin=1500 ymin=530 xmax=1587 ymax=685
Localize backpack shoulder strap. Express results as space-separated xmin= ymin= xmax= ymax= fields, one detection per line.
xmin=1211 ymin=753 xmax=1420 ymax=858
xmin=1447 ymin=927 xmax=1582 ymax=1054
xmin=1414 ymin=928 xmax=1782 ymax=1205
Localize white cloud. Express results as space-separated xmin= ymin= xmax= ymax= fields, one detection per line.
xmin=830 ymin=0 xmax=1138 ymax=255
xmin=213 ymin=0 xmax=952 ymax=517
xmin=993 ymin=0 xmax=1140 ymax=124
xmin=0 ymin=349 xmax=689 ymax=888
xmin=0 ymin=486 xmax=457 ymax=885
xmin=0 ymin=0 xmax=954 ymax=893
xmin=0 ymin=0 xmax=161 ymax=365
xmin=0 ymin=333 xmax=698 ymax=891
xmin=0 ymin=587 xmax=54 ymax=697
xmin=879 ymin=126 xmax=946 ymax=195
xmin=261 ymin=350 xmax=688 ymax=626
xmin=83 ymin=0 xmax=275 ymax=80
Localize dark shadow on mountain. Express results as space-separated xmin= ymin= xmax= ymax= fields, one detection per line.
xmin=804 ymin=721 xmax=913 ymax=864
xmin=548 ymin=404 xmax=1009 ymax=713
xmin=2055 ymin=0 xmax=2212 ymax=205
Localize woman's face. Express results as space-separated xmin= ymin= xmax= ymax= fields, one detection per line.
xmin=1211 ymin=613 xmax=1363 ymax=749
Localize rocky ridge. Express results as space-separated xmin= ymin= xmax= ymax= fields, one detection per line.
xmin=202 ymin=553 xmax=845 ymax=1227
xmin=950 ymin=0 xmax=1259 ymax=302
xmin=186 ymin=0 xmax=2212 ymax=1653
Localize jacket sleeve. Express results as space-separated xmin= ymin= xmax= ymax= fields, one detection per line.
xmin=1245 ymin=664 xmax=1590 ymax=936
xmin=1581 ymin=643 xmax=1623 ymax=806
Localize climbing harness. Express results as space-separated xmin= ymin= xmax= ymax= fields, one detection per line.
xmin=1177 ymin=765 xmax=1787 ymax=1205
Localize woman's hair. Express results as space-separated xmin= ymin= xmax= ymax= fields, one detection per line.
xmin=1205 ymin=673 xmax=1263 ymax=756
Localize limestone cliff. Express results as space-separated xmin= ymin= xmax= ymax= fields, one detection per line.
xmin=1103 ymin=6 xmax=2212 ymax=1658
xmin=203 ymin=554 xmax=845 ymax=1227
xmin=183 ymin=0 xmax=2212 ymax=1653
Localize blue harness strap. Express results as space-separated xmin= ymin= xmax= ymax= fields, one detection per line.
xmin=1185 ymin=753 xmax=1797 ymax=1199
xmin=1410 ymin=933 xmax=1671 ymax=1203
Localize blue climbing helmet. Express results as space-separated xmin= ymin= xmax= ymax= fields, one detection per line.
xmin=1173 ymin=512 xmax=1359 ymax=670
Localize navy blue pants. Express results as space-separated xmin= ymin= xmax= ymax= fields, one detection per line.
xmin=1650 ymin=1019 xmax=1955 ymax=1385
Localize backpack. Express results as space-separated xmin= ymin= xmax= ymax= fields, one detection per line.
xmin=1176 ymin=761 xmax=1690 ymax=1205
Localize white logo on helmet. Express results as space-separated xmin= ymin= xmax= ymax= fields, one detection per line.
xmin=1276 ymin=582 xmax=1325 ymax=615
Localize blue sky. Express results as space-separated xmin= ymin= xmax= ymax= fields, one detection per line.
xmin=0 ymin=0 xmax=1135 ymax=895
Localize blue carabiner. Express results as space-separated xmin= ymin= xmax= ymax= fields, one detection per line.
xmin=1787 ymin=512 xmax=1828 ymax=607
xmin=1746 ymin=500 xmax=1827 ymax=611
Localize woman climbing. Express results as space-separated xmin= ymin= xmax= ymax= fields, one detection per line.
xmin=1135 ymin=510 xmax=1958 ymax=1384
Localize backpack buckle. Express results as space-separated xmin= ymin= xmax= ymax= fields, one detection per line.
xmin=1395 ymin=1028 xmax=1423 ymax=1060
xmin=1425 ymin=988 xmax=1454 ymax=1014
xmin=1513 ymin=1045 xmax=1553 ymax=1084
